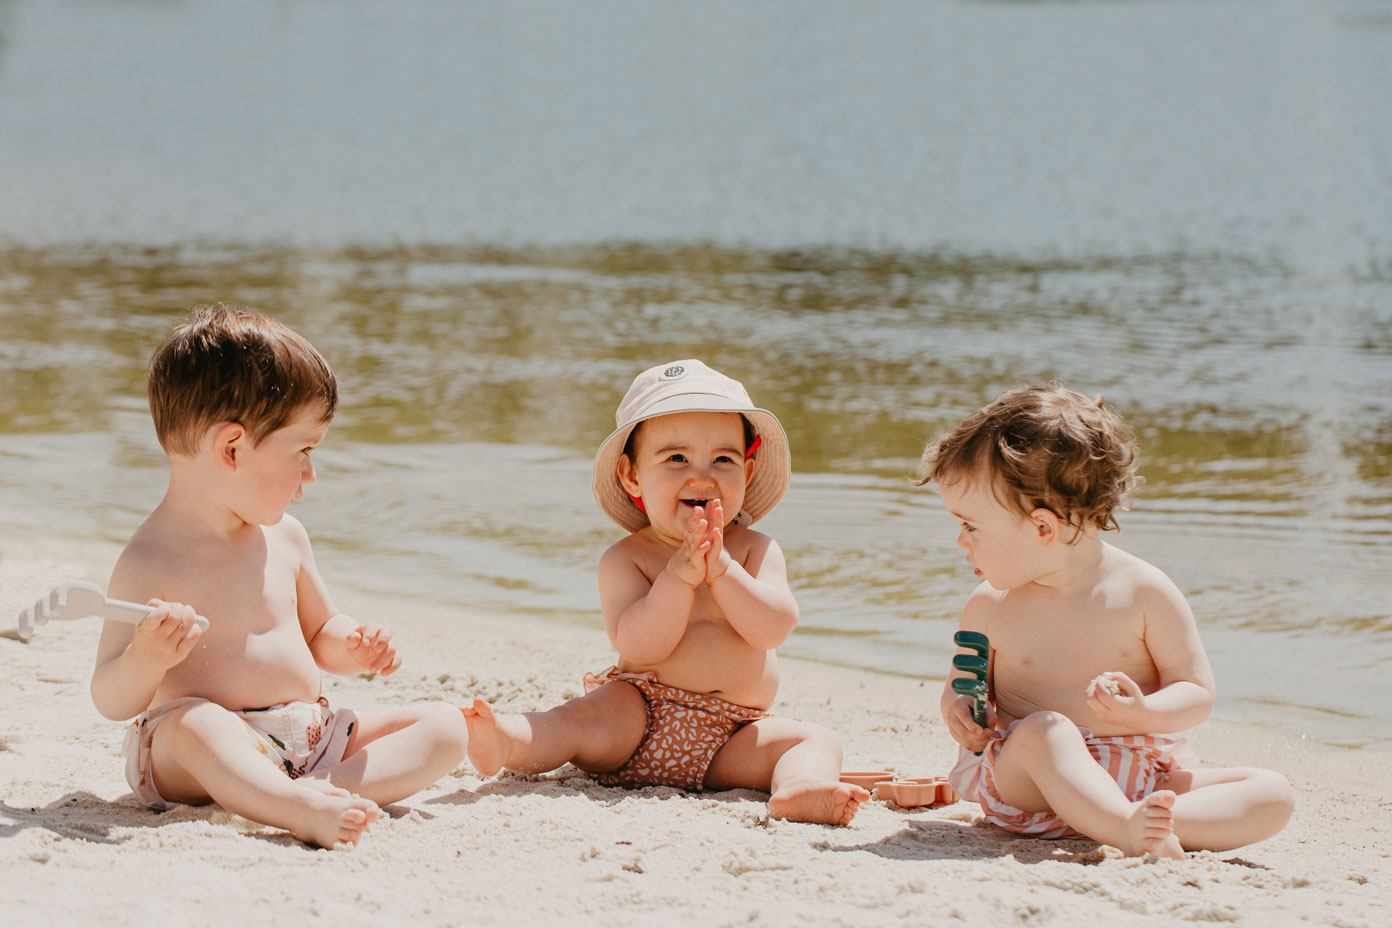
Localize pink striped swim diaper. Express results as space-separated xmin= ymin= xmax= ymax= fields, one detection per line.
xmin=947 ymin=718 xmax=1199 ymax=838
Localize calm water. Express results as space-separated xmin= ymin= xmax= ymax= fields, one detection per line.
xmin=0 ymin=1 xmax=1389 ymax=748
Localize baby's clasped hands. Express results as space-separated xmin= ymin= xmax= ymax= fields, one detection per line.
xmin=669 ymin=499 xmax=731 ymax=587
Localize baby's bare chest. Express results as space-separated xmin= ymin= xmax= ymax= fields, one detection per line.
xmin=158 ymin=536 xmax=304 ymax=637
xmin=993 ymin=603 xmax=1153 ymax=687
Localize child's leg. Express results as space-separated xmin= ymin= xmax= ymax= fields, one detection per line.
xmin=461 ymin=681 xmax=648 ymax=777
xmin=148 ymin=700 xmax=379 ymax=849
xmin=1168 ymin=767 xmax=1294 ymax=851
xmin=703 ymin=718 xmax=868 ymax=826
xmin=989 ymin=711 xmax=1183 ymax=858
xmin=325 ymin=702 xmax=468 ymax=806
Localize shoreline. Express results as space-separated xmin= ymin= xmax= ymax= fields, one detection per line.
xmin=2 ymin=554 xmax=1389 ymax=926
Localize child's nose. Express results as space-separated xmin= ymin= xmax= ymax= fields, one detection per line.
xmin=302 ymin=458 xmax=317 ymax=485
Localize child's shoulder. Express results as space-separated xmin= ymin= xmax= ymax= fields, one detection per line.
xmin=111 ymin=512 xmax=183 ymax=598
xmin=1097 ymin=543 xmax=1191 ymax=619
xmin=602 ymin=527 xmax=651 ymax=557
xmin=1100 ymin=542 xmax=1180 ymax=592
xmin=270 ymin=511 xmax=312 ymax=545
xmin=724 ymin=522 xmax=776 ymax=556
xmin=119 ymin=507 xmax=180 ymax=563
xmin=961 ymin=578 xmax=1009 ymax=617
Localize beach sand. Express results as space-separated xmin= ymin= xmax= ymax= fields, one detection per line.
xmin=2 ymin=555 xmax=1388 ymax=928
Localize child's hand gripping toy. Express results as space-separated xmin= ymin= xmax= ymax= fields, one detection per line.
xmin=15 ymin=580 xmax=210 ymax=641
xmin=950 ymin=630 xmax=990 ymax=755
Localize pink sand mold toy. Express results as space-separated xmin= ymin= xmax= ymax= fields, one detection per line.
xmin=839 ymin=770 xmax=896 ymax=790
xmin=15 ymin=580 xmax=210 ymax=642
xmin=876 ymin=777 xmax=958 ymax=808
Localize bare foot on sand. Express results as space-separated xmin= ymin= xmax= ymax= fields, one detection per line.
xmin=460 ymin=697 xmax=507 ymax=777
xmin=768 ymin=776 xmax=870 ymax=826
xmin=1121 ymin=790 xmax=1184 ymax=859
xmin=290 ymin=791 xmax=380 ymax=849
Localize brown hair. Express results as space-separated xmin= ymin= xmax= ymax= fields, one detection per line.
xmin=148 ymin=303 xmax=338 ymax=457
xmin=915 ymin=384 xmax=1139 ymax=538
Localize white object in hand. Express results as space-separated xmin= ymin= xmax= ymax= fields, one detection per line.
xmin=1092 ymin=674 xmax=1122 ymax=696
xmin=16 ymin=580 xmax=210 ymax=641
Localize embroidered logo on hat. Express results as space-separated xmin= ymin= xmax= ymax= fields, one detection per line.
xmin=661 ymin=365 xmax=687 ymax=381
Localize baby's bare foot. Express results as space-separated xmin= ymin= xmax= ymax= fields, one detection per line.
xmin=291 ymin=792 xmax=379 ymax=850
xmin=1122 ymin=790 xmax=1184 ymax=859
xmin=768 ymin=776 xmax=870 ymax=826
xmin=460 ymin=697 xmax=507 ymax=777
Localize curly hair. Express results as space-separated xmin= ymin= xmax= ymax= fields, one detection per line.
xmin=148 ymin=303 xmax=338 ymax=457
xmin=915 ymin=384 xmax=1139 ymax=539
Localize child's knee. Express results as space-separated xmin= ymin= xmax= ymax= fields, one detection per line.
xmin=1253 ymin=769 xmax=1295 ymax=821
xmin=560 ymin=681 xmax=647 ymax=733
xmin=157 ymin=699 xmax=231 ymax=746
xmin=1007 ymin=710 xmax=1076 ymax=748
xmin=789 ymin=720 xmax=843 ymax=758
xmin=148 ymin=700 xmax=241 ymax=772
xmin=418 ymin=702 xmax=469 ymax=759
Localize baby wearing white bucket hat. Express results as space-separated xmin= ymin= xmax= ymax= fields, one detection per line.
xmin=592 ymin=359 xmax=790 ymax=533
xmin=462 ymin=360 xmax=869 ymax=826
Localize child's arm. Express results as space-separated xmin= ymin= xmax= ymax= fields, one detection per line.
xmin=1087 ymin=569 xmax=1215 ymax=734
xmin=940 ymin=588 xmax=996 ymax=753
xmin=703 ymin=501 xmax=799 ymax=650
xmin=290 ymin=518 xmax=402 ymax=677
xmin=91 ymin=552 xmax=203 ymax=720
xmin=600 ymin=505 xmax=713 ymax=664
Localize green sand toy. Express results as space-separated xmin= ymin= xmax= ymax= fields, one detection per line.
xmin=951 ymin=631 xmax=991 ymax=753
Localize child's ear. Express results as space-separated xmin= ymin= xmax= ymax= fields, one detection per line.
xmin=1029 ymin=507 xmax=1061 ymax=546
xmin=616 ymin=454 xmax=641 ymax=496
xmin=209 ymin=421 xmax=246 ymax=470
xmin=743 ymin=455 xmax=756 ymax=487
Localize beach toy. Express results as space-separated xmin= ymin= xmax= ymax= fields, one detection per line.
xmin=951 ymin=677 xmax=989 ymax=726
xmin=15 ymin=580 xmax=209 ymax=641
xmin=876 ymin=777 xmax=957 ymax=808
xmin=951 ymin=631 xmax=991 ymax=753
xmin=954 ymin=630 xmax=989 ymax=659
xmin=951 ymin=654 xmax=989 ymax=727
xmin=839 ymin=770 xmax=895 ymax=790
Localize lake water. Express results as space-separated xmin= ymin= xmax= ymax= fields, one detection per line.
xmin=0 ymin=0 xmax=1388 ymax=749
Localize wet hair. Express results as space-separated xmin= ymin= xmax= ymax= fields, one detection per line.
xmin=621 ymin=413 xmax=759 ymax=460
xmin=915 ymin=383 xmax=1139 ymax=539
xmin=148 ymin=303 xmax=338 ymax=457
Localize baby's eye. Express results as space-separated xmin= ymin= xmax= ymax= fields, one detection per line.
xmin=714 ymin=454 xmax=736 ymax=464
xmin=667 ymin=453 xmax=688 ymax=463
xmin=960 ymin=522 xmax=976 ymax=533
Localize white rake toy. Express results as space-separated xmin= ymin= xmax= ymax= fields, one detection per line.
xmin=15 ymin=580 xmax=210 ymax=641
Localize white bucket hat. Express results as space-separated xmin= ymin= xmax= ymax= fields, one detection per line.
xmin=592 ymin=360 xmax=791 ymax=533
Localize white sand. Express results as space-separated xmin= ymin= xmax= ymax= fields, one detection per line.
xmin=2 ymin=555 xmax=1389 ymax=928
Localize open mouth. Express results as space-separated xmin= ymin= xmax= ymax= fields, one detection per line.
xmin=680 ymin=498 xmax=712 ymax=508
